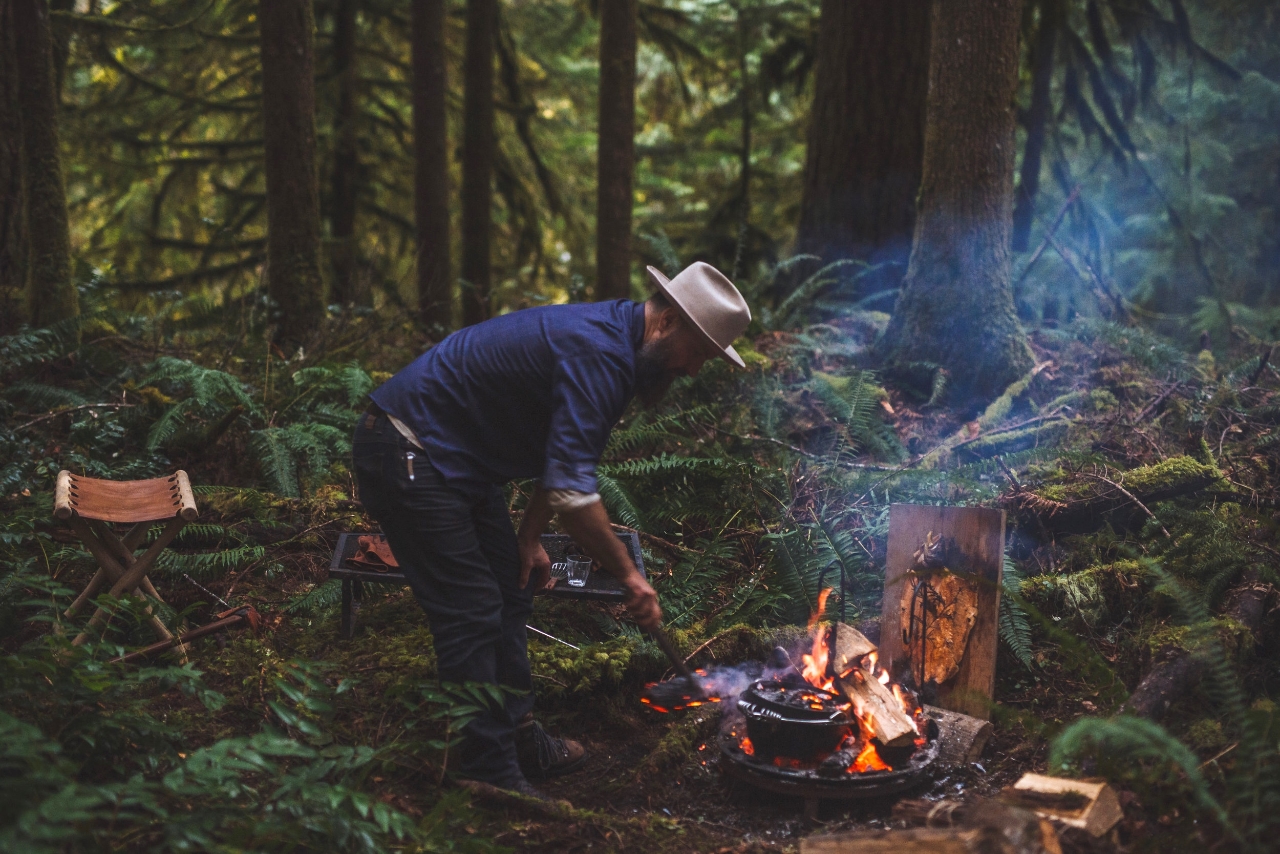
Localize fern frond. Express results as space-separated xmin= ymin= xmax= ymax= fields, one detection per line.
xmin=639 ymin=230 xmax=681 ymax=273
xmin=285 ymin=580 xmax=345 ymax=616
xmin=1000 ymin=556 xmax=1035 ymax=670
xmin=2 ymin=382 xmax=89 ymax=409
xmin=597 ymin=474 xmax=644 ymax=530
xmin=1050 ymin=715 xmax=1233 ymax=834
xmin=774 ymin=259 xmax=865 ymax=329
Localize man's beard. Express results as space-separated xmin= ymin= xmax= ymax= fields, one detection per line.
xmin=634 ymin=336 xmax=679 ymax=409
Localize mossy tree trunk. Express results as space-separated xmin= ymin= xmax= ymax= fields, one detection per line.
xmin=413 ymin=0 xmax=451 ymax=330
xmin=327 ymin=0 xmax=368 ymax=307
xmin=594 ymin=0 xmax=637 ymax=301
xmin=13 ymin=0 xmax=78 ymax=327
xmin=0 ymin=0 xmax=28 ymax=331
xmin=259 ymin=0 xmax=326 ymax=348
xmin=460 ymin=0 xmax=496 ymax=326
xmin=877 ymin=0 xmax=1032 ymax=403
xmin=790 ymin=0 xmax=931 ymax=298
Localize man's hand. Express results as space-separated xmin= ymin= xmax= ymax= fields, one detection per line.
xmin=622 ymin=574 xmax=662 ymax=632
xmin=519 ymin=537 xmax=552 ymax=591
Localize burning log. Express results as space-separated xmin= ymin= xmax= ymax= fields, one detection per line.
xmin=830 ymin=622 xmax=878 ymax=674
xmin=836 ymin=665 xmax=917 ymax=749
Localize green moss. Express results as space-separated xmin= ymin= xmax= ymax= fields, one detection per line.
xmin=529 ymin=638 xmax=632 ymax=696
xmin=1120 ymin=456 xmax=1222 ymax=495
xmin=1184 ymin=719 xmax=1227 ymax=751
xmin=1088 ymin=389 xmax=1119 ymax=413
xmin=962 ymin=419 xmax=1070 ymax=458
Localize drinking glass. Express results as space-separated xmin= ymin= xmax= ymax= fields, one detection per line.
xmin=565 ymin=554 xmax=591 ymax=587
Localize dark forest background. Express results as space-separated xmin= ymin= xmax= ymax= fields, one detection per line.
xmin=2 ymin=1 xmax=1280 ymax=852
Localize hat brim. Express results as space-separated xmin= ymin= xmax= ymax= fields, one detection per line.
xmin=646 ymin=266 xmax=746 ymax=368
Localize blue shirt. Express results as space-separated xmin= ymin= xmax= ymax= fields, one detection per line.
xmin=370 ymin=300 xmax=646 ymax=498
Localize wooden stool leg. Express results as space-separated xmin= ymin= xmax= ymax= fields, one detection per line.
xmin=74 ymin=517 xmax=186 ymax=646
xmin=72 ymin=519 xmax=181 ymax=656
xmin=66 ymin=567 xmax=109 ymax=618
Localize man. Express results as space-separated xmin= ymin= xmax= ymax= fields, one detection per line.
xmin=352 ymin=262 xmax=750 ymax=797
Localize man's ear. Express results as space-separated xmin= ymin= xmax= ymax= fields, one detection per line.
xmin=658 ymin=306 xmax=681 ymax=333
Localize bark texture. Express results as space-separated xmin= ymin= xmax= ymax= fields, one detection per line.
xmin=791 ymin=0 xmax=930 ymax=296
xmin=413 ymin=0 xmax=451 ymax=329
xmin=1011 ymin=0 xmax=1060 ymax=252
xmin=595 ymin=0 xmax=637 ymax=301
xmin=0 ymin=0 xmax=28 ymax=331
xmin=259 ymin=0 xmax=326 ymax=347
xmin=13 ymin=0 xmax=78 ymax=326
xmin=328 ymin=0 xmax=367 ymax=306
xmin=878 ymin=0 xmax=1033 ymax=403
xmin=461 ymin=0 xmax=496 ymax=326
xmin=1120 ymin=573 xmax=1272 ymax=720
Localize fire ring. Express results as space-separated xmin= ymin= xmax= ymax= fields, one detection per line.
xmin=718 ymin=713 xmax=941 ymax=805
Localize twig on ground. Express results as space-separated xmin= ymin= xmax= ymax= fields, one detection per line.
xmin=1132 ymin=381 xmax=1183 ymax=425
xmin=16 ymin=403 xmax=135 ymax=431
xmin=1082 ymin=472 xmax=1171 ymax=538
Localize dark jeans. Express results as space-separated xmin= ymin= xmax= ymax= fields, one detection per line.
xmin=351 ymin=413 xmax=535 ymax=787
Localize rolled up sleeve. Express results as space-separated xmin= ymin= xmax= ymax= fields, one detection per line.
xmin=541 ymin=354 xmax=629 ymax=492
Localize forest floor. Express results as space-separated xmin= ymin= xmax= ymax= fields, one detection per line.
xmin=4 ymin=312 xmax=1279 ymax=851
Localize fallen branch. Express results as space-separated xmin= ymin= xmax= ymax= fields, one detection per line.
xmin=16 ymin=403 xmax=135 ymax=431
xmin=1080 ymin=472 xmax=1171 ymax=539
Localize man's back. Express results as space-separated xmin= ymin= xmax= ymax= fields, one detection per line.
xmin=371 ymin=300 xmax=645 ymax=496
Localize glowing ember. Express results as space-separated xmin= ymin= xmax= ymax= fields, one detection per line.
xmin=740 ymin=737 xmax=754 ymax=756
xmin=850 ymin=739 xmax=890 ymax=773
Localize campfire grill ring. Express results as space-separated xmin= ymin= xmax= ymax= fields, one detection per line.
xmin=718 ymin=712 xmax=941 ymax=804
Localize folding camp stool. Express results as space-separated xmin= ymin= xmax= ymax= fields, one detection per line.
xmin=54 ymin=470 xmax=199 ymax=653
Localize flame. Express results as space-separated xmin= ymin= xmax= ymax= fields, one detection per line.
xmin=850 ymin=739 xmax=891 ymax=773
xmin=740 ymin=737 xmax=754 ymax=756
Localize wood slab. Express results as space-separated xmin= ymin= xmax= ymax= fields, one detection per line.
xmin=880 ymin=504 xmax=1005 ymax=719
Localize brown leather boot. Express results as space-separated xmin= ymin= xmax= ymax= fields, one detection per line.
xmin=514 ymin=714 xmax=587 ymax=778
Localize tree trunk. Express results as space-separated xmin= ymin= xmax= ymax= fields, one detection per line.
xmin=595 ymin=0 xmax=637 ymax=301
xmin=1011 ymin=0 xmax=1060 ymax=253
xmin=413 ymin=0 xmax=451 ymax=330
xmin=0 ymin=0 xmax=28 ymax=331
xmin=877 ymin=0 xmax=1032 ymax=403
xmin=259 ymin=0 xmax=326 ymax=348
xmin=790 ymin=0 xmax=930 ymax=298
xmin=461 ymin=0 xmax=496 ymax=325
xmin=328 ymin=0 xmax=367 ymax=307
xmin=12 ymin=0 xmax=77 ymax=326
xmin=49 ymin=0 xmax=73 ymax=100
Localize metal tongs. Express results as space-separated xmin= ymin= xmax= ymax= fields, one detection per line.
xmin=649 ymin=624 xmax=707 ymax=701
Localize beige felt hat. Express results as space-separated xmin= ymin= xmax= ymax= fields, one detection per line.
xmin=646 ymin=262 xmax=751 ymax=368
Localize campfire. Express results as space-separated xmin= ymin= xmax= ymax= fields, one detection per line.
xmin=642 ymin=588 xmax=940 ymax=797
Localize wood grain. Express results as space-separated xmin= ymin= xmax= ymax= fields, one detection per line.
xmin=880 ymin=504 xmax=1005 ymax=719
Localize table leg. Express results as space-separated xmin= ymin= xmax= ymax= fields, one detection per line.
xmin=341 ymin=579 xmax=354 ymax=640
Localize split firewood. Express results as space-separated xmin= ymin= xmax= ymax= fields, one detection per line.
xmin=837 ymin=666 xmax=917 ymax=747
xmin=1003 ymin=774 xmax=1123 ymax=838
xmin=925 ymin=704 xmax=994 ymax=766
xmin=830 ymin=621 xmax=877 ymax=674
